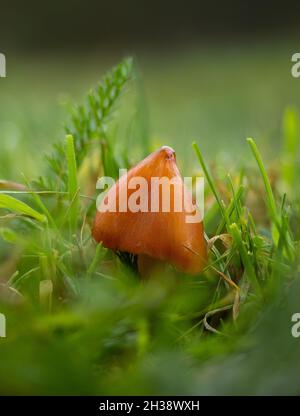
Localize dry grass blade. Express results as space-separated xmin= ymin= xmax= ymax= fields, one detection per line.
xmin=0 ymin=180 xmax=26 ymax=191
xmin=208 ymin=234 xmax=232 ymax=251
xmin=203 ymin=304 xmax=233 ymax=336
xmin=210 ymin=266 xmax=240 ymax=320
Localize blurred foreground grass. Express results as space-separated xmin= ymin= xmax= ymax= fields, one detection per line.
xmin=0 ymin=43 xmax=300 ymax=395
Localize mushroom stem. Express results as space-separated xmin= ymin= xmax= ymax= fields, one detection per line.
xmin=137 ymin=254 xmax=167 ymax=280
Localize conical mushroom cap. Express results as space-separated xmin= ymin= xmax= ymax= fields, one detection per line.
xmin=93 ymin=146 xmax=207 ymax=274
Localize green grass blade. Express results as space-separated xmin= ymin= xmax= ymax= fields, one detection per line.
xmin=216 ymin=185 xmax=244 ymax=235
xmin=21 ymin=175 xmax=57 ymax=229
xmin=0 ymin=194 xmax=47 ymax=223
xmin=66 ymin=134 xmax=79 ymax=234
xmin=39 ymin=58 xmax=133 ymax=191
xmin=192 ymin=141 xmax=226 ymax=221
xmin=230 ymin=223 xmax=262 ymax=298
xmin=247 ymin=138 xmax=278 ymax=224
xmin=247 ymin=138 xmax=294 ymax=261
xmin=87 ymin=244 xmax=106 ymax=278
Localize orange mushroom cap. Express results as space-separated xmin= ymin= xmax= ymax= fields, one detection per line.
xmin=92 ymin=146 xmax=207 ymax=274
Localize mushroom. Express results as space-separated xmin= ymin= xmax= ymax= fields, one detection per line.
xmin=92 ymin=146 xmax=207 ymax=275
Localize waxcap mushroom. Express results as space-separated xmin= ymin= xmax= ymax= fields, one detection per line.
xmin=93 ymin=146 xmax=207 ymax=274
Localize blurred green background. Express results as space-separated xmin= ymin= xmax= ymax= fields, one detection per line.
xmin=1 ymin=1 xmax=300 ymax=180
xmin=1 ymin=39 xmax=300 ymax=181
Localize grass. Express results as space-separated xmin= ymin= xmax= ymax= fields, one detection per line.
xmin=0 ymin=52 xmax=300 ymax=395
xmin=66 ymin=134 xmax=79 ymax=235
